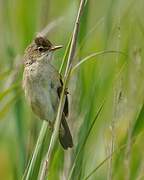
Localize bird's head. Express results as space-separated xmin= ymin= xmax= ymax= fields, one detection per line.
xmin=24 ymin=36 xmax=62 ymax=64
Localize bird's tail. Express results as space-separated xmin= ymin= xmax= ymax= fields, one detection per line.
xmin=59 ymin=114 xmax=73 ymax=149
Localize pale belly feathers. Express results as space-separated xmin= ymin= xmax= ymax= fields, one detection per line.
xmin=23 ymin=61 xmax=61 ymax=122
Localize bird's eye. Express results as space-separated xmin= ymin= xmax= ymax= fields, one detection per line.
xmin=38 ymin=47 xmax=44 ymax=52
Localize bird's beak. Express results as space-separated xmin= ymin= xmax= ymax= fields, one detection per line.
xmin=50 ymin=45 xmax=63 ymax=51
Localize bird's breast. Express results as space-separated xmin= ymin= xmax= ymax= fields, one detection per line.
xmin=23 ymin=62 xmax=60 ymax=122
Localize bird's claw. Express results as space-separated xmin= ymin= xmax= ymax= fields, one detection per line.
xmin=65 ymin=88 xmax=69 ymax=95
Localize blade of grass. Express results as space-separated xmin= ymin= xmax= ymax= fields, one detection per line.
xmin=66 ymin=1 xmax=90 ymax=179
xmin=68 ymin=101 xmax=105 ymax=180
xmin=72 ymin=59 xmax=127 ymax=180
xmin=78 ymin=0 xmax=89 ymax=46
xmin=83 ymin=143 xmax=128 ymax=180
xmin=84 ymin=126 xmax=141 ymax=180
xmin=59 ymin=37 xmax=72 ymax=75
xmin=71 ymin=50 xmax=126 ymax=74
xmin=14 ymin=96 xmax=26 ymax=176
xmin=83 ymin=129 xmax=141 ymax=180
xmin=132 ymin=103 xmax=144 ymax=138
xmin=23 ymin=121 xmax=48 ymax=180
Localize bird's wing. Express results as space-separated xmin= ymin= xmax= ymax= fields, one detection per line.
xmin=57 ymin=76 xmax=69 ymax=117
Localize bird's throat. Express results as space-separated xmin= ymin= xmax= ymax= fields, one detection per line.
xmin=37 ymin=52 xmax=53 ymax=63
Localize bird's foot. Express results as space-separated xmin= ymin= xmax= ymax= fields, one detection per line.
xmin=65 ymin=88 xmax=69 ymax=95
xmin=48 ymin=122 xmax=54 ymax=131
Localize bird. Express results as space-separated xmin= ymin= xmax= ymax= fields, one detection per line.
xmin=22 ymin=36 xmax=73 ymax=149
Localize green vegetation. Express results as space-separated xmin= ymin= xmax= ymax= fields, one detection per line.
xmin=0 ymin=0 xmax=144 ymax=180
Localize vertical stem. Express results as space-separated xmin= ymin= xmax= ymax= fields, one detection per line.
xmin=39 ymin=0 xmax=86 ymax=180
xmin=23 ymin=121 xmax=48 ymax=180
xmin=64 ymin=0 xmax=86 ymax=77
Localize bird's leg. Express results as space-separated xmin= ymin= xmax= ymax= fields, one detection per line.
xmin=58 ymin=86 xmax=69 ymax=96
xmin=48 ymin=121 xmax=63 ymax=135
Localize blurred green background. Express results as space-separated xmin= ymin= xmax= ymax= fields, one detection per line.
xmin=1 ymin=0 xmax=144 ymax=179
